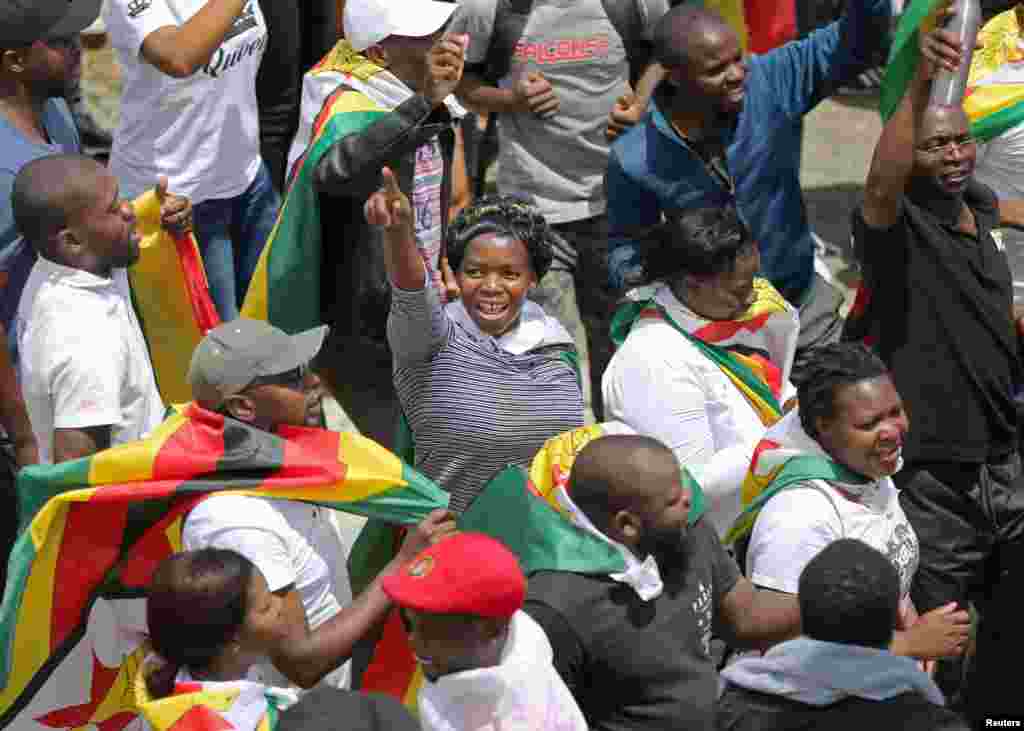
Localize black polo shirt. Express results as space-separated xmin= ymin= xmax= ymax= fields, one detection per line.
xmin=523 ymin=518 xmax=741 ymax=731
xmin=851 ymin=180 xmax=1020 ymax=463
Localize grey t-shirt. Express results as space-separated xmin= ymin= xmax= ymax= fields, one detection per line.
xmin=450 ymin=0 xmax=668 ymax=225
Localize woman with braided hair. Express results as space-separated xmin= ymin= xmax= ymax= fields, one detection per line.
xmin=366 ymin=170 xmax=584 ymax=511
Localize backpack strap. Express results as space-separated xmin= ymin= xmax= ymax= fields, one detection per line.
xmin=480 ymin=0 xmax=647 ymax=85
xmin=482 ymin=0 xmax=534 ymax=84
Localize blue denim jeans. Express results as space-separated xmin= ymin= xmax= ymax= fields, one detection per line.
xmin=193 ymin=162 xmax=281 ymax=321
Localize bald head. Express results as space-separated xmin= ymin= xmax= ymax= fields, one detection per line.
xmin=12 ymin=154 xmax=107 ymax=255
xmin=918 ymin=103 xmax=970 ymax=140
xmin=913 ymin=103 xmax=976 ymax=196
xmin=568 ymin=434 xmax=681 ymax=530
xmin=653 ymin=4 xmax=734 ymax=69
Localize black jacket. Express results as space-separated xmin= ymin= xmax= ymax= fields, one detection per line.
xmin=716 ymin=684 xmax=970 ymax=731
xmin=313 ymin=92 xmax=456 ymax=445
xmin=314 ymin=92 xmax=456 ymax=344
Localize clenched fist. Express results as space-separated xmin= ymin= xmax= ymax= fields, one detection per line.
xmin=424 ymin=33 xmax=469 ymax=107
xmin=514 ymin=71 xmax=559 ymax=118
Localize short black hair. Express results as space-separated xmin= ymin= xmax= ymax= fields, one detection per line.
xmin=445 ymin=195 xmax=554 ymax=280
xmin=652 ymin=4 xmax=729 ymax=68
xmin=647 ymin=204 xmax=752 ymax=281
xmin=568 ymin=434 xmax=677 ymax=532
xmin=795 ymin=343 xmax=889 ymax=442
xmin=11 ymin=154 xmax=102 ymax=253
xmin=799 ymin=538 xmax=901 ymax=649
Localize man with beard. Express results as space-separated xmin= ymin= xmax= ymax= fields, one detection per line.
xmin=853 ymin=16 xmax=1024 ymax=726
xmin=605 ymin=0 xmax=890 ymax=378
xmin=522 ymin=434 xmax=802 ymax=731
xmin=12 ymin=154 xmax=189 ymax=464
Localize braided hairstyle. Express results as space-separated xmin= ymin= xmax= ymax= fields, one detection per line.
xmin=795 ymin=343 xmax=889 ymax=443
xmin=445 ymin=195 xmax=555 ymax=280
xmin=145 ymin=549 xmax=255 ymax=698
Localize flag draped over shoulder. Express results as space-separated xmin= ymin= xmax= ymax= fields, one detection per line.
xmin=0 ymin=405 xmax=448 ymax=730
xmin=610 ymin=279 xmax=798 ymax=427
xmin=353 ymin=424 xmax=708 ymax=710
xmin=240 ymin=43 xmax=390 ymax=333
xmin=724 ymin=410 xmax=872 ymax=545
xmin=128 ymin=190 xmax=220 ymax=405
xmin=881 ymin=1 xmax=1024 ymax=142
xmin=131 ymin=649 xmax=282 ymax=731
xmin=702 ymin=0 xmax=797 ymax=55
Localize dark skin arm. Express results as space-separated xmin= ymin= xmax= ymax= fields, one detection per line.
xmin=52 ymin=425 xmax=111 ymax=463
xmin=365 ymin=166 xmax=425 ymax=291
xmin=266 ymin=510 xmax=457 ymax=688
xmin=998 ymin=199 xmax=1024 ymax=231
xmin=862 ymin=5 xmax=966 ymax=229
xmin=606 ymin=63 xmax=665 ymax=141
xmin=140 ymin=0 xmax=247 ymax=78
xmin=0 ymin=324 xmax=38 ymax=468
xmin=458 ymin=70 xmax=560 ymax=117
xmin=861 ymin=58 xmax=931 ymax=229
xmin=719 ymin=581 xmax=970 ymax=659
xmin=716 ymin=578 xmax=801 ymax=651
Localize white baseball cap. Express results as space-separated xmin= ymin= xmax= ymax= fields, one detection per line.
xmin=344 ymin=0 xmax=457 ymax=52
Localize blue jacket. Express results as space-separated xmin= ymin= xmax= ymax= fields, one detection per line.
xmin=606 ymin=0 xmax=889 ymax=304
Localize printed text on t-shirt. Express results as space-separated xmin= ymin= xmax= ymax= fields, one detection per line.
xmin=513 ymin=35 xmax=611 ymax=66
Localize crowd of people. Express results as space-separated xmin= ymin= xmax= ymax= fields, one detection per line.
xmin=1 ymin=0 xmax=1023 ymax=728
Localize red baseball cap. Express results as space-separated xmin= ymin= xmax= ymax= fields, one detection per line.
xmin=382 ymin=533 xmax=526 ymax=619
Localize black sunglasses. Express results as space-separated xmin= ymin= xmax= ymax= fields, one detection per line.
xmin=246 ymin=363 xmax=308 ymax=391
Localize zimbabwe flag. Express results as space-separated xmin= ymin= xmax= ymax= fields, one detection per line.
xmin=724 ymin=410 xmax=871 ymax=545
xmin=354 ymin=424 xmax=707 ymax=711
xmin=881 ymin=1 xmax=1024 ymax=141
xmin=0 ymin=405 xmax=448 ymax=730
xmin=240 ymin=42 xmax=390 ymax=334
xmin=702 ymin=0 xmax=797 ymax=55
xmin=610 ymin=279 xmax=799 ymax=427
xmin=129 ymin=190 xmax=220 ymax=406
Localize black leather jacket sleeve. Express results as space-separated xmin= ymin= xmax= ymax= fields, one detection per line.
xmin=312 ymin=93 xmax=442 ymax=200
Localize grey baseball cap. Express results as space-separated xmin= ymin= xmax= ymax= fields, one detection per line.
xmin=188 ymin=319 xmax=328 ymax=409
xmin=0 ymin=0 xmax=103 ymax=47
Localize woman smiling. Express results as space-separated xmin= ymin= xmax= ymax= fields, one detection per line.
xmin=730 ymin=343 xmax=970 ymax=661
xmin=366 ymin=169 xmax=584 ymax=511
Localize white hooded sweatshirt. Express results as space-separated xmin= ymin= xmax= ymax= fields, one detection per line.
xmin=418 ymin=610 xmax=587 ymax=731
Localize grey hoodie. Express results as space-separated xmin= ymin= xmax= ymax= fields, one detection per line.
xmin=719 ymin=637 xmax=945 ymax=707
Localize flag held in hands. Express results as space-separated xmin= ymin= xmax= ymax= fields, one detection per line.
xmin=353 ymin=423 xmax=707 ymax=710
xmin=881 ymin=0 xmax=1024 ymax=141
xmin=129 ymin=189 xmax=220 ymax=405
xmin=0 ymin=406 xmax=448 ymax=730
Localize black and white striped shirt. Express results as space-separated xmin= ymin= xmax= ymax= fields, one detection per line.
xmin=389 ymin=283 xmax=585 ymax=513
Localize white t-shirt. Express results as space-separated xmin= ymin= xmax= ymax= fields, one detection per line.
xmin=745 ymin=479 xmax=920 ymax=600
xmin=16 ymin=257 xmax=165 ymax=464
xmin=182 ymin=494 xmax=354 ymax=689
xmin=603 ymin=315 xmax=794 ymax=538
xmin=105 ymin=0 xmax=266 ymax=202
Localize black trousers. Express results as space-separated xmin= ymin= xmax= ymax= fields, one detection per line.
xmin=896 ymin=454 xmax=1024 ymax=727
xmin=257 ymin=0 xmax=339 ymax=192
